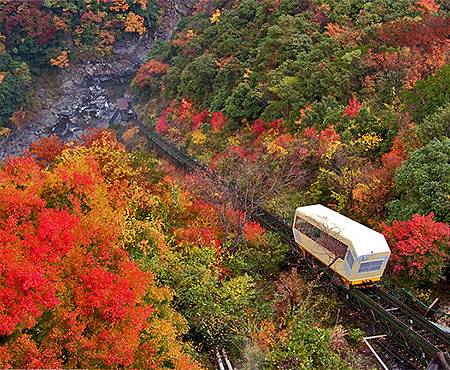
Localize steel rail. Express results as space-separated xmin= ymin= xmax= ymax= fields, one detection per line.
xmin=136 ymin=123 xmax=450 ymax=368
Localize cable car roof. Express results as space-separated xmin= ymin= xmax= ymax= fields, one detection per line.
xmin=295 ymin=204 xmax=391 ymax=257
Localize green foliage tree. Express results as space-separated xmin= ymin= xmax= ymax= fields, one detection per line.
xmin=389 ymin=139 xmax=450 ymax=223
xmin=403 ymin=65 xmax=450 ymax=123
xmin=178 ymin=54 xmax=218 ymax=107
xmin=0 ymin=53 xmax=30 ymax=127
xmin=224 ymin=82 xmax=265 ymax=124
xmin=267 ymin=320 xmax=349 ymax=369
xmin=416 ymin=101 xmax=450 ymax=145
xmin=153 ymin=244 xmax=259 ymax=349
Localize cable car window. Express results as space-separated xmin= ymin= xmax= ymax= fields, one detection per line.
xmin=295 ymin=217 xmax=348 ymax=257
xmin=321 ymin=234 xmax=347 ymax=258
xmin=358 ymin=260 xmax=384 ymax=273
xmin=295 ymin=218 xmax=321 ymax=240
xmin=310 ymin=225 xmax=321 ymax=239
xmin=345 ymin=250 xmax=354 ymax=269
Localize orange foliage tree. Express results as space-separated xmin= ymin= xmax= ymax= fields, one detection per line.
xmin=29 ymin=135 xmax=66 ymax=165
xmin=352 ymin=136 xmax=407 ymax=223
xmin=50 ymin=51 xmax=69 ymax=68
xmin=124 ymin=12 xmax=146 ymax=35
xmin=413 ymin=0 xmax=440 ymax=13
xmin=9 ymin=110 xmax=26 ymax=128
xmin=133 ymin=59 xmax=169 ymax=89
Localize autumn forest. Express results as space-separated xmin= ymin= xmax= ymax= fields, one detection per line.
xmin=0 ymin=0 xmax=449 ymax=369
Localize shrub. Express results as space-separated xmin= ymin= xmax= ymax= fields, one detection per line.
xmin=382 ymin=213 xmax=450 ymax=285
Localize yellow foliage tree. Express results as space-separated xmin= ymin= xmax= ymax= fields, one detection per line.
xmin=0 ymin=127 xmax=11 ymax=137
xmin=109 ymin=0 xmax=129 ymax=12
xmin=52 ymin=15 xmax=69 ymax=32
xmin=122 ymin=126 xmax=140 ymax=142
xmin=191 ymin=130 xmax=207 ymax=145
xmin=124 ymin=12 xmax=146 ymax=35
xmin=134 ymin=0 xmax=148 ymax=10
xmin=211 ymin=9 xmax=221 ymax=24
xmin=0 ymin=33 xmax=6 ymax=53
xmin=100 ymin=30 xmax=116 ymax=47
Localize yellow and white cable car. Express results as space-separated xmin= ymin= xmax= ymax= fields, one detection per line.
xmin=292 ymin=204 xmax=391 ymax=288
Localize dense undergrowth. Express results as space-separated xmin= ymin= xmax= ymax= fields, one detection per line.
xmin=133 ymin=0 xmax=450 ymax=288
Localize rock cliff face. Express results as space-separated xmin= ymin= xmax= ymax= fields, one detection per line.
xmin=0 ymin=0 xmax=199 ymax=160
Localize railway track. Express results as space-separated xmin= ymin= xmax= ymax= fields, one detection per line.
xmin=136 ymin=122 xmax=450 ymax=369
xmin=216 ymin=348 xmax=234 ymax=370
xmin=349 ymin=287 xmax=450 ymax=368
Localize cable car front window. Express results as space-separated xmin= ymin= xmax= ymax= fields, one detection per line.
xmin=294 ymin=217 xmax=305 ymax=232
xmin=310 ymin=224 xmax=321 ymax=239
xmin=358 ymin=259 xmax=384 ymax=273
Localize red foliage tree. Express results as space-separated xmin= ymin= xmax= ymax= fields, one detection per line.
xmin=367 ymin=16 xmax=450 ymax=88
xmin=268 ymin=118 xmax=283 ymax=130
xmin=317 ymin=125 xmax=340 ymax=157
xmin=376 ymin=16 xmax=449 ymax=50
xmin=302 ymin=127 xmax=318 ymax=140
xmin=0 ymin=1 xmax=58 ymax=45
xmin=0 ymin=134 xmax=199 ymax=368
xmin=133 ymin=59 xmax=169 ymax=89
xmin=30 ymin=135 xmax=65 ymax=166
xmin=175 ymin=98 xmax=194 ymax=122
xmin=176 ymin=226 xmax=221 ymax=253
xmin=210 ymin=111 xmax=226 ymax=132
xmin=80 ymin=10 xmax=103 ymax=24
xmin=251 ymin=118 xmax=266 ymax=136
xmin=243 ymin=221 xmax=265 ymax=244
xmin=342 ymin=96 xmax=362 ymax=119
xmin=155 ymin=107 xmax=170 ymax=134
xmin=227 ymin=145 xmax=248 ymax=159
xmin=191 ymin=110 xmax=209 ymax=130
xmin=382 ymin=213 xmax=450 ymax=284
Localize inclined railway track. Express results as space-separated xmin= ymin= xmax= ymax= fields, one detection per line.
xmin=349 ymin=287 xmax=450 ymax=368
xmin=359 ymin=287 xmax=450 ymax=355
xmin=137 ymin=123 xmax=450 ymax=369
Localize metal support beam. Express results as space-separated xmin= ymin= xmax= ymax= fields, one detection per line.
xmin=364 ymin=338 xmax=389 ymax=370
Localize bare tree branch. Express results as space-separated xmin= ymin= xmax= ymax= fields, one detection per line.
xmin=185 ymin=151 xmax=305 ymax=251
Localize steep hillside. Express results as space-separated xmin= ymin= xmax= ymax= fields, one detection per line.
xmin=0 ymin=129 xmax=374 ymax=369
xmin=134 ymin=0 xmax=450 ymax=288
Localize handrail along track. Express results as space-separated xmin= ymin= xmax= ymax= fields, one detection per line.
xmin=137 ymin=123 xmax=450 ymax=368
